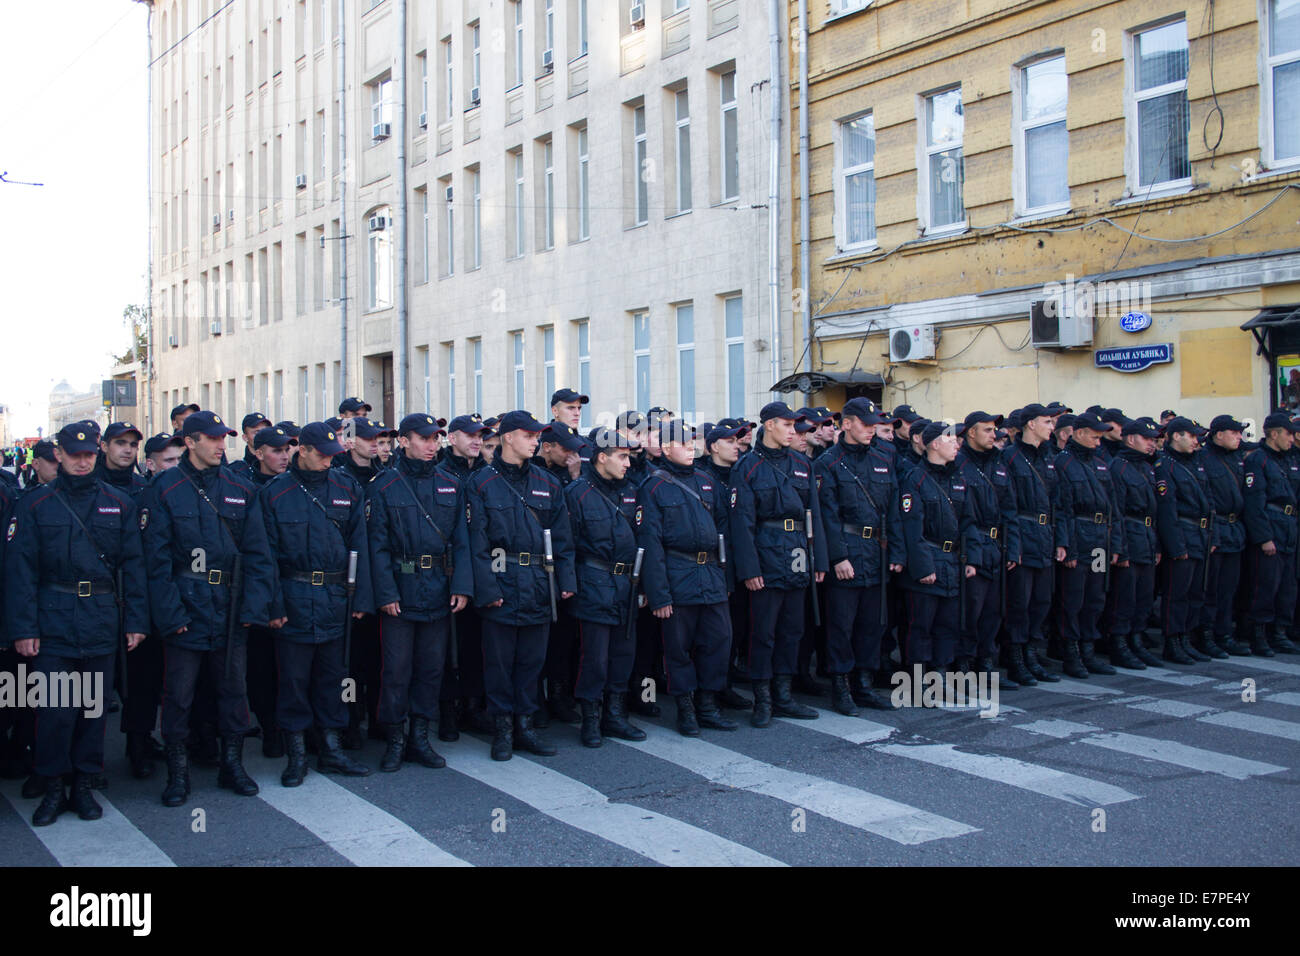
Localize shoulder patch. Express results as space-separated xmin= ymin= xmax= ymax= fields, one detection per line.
xmin=1156 ymin=479 xmax=1168 ymax=496
xmin=902 ymin=493 xmax=912 ymax=513
xmin=331 ymin=498 xmax=351 ymax=507
xmin=138 ymin=508 xmax=149 ymax=531
xmin=364 ymin=500 xmax=372 ymax=520
xmin=730 ymin=488 xmax=738 ymax=509
xmin=635 ymin=505 xmax=644 ymax=527
xmin=6 ymin=517 xmax=15 ymax=541
xmin=1244 ymin=474 xmax=1254 ymax=488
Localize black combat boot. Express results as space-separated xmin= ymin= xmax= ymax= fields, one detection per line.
xmin=1250 ymin=625 xmax=1276 ymax=658
xmin=1108 ymin=634 xmax=1146 ymax=670
xmin=695 ymin=691 xmax=738 ymax=731
xmin=579 ymin=699 xmax=602 ymax=748
xmin=1079 ymin=641 xmax=1117 ymax=675
xmin=1181 ymin=633 xmax=1210 ymax=663
xmin=405 ymin=717 xmax=446 ymax=769
xmin=281 ymin=731 xmax=309 ymax=787
xmin=829 ymin=674 xmax=859 ymax=716
xmin=1269 ymin=630 xmax=1300 ymax=655
xmin=379 ymin=724 xmax=405 ymax=773
xmin=68 ymin=772 xmax=102 ymax=821
xmin=750 ymin=680 xmax=773 ymax=728
xmin=126 ymin=732 xmax=155 ymax=780
xmin=1024 ymin=643 xmax=1059 ymax=681
xmin=548 ymin=680 xmax=581 ymax=723
xmin=31 ymin=776 xmax=66 ymax=827
xmin=600 ymin=692 xmax=646 ymax=741
xmin=1222 ymin=632 xmax=1252 ymax=656
xmin=851 ymin=670 xmax=893 ymax=709
xmin=262 ymin=724 xmax=285 ymax=758
xmin=438 ymin=699 xmax=461 ymax=741
xmin=1162 ymin=633 xmax=1195 ymax=664
xmin=719 ymin=680 xmax=753 ymax=710
xmin=1062 ymin=641 xmax=1089 ymax=679
xmin=772 ymin=675 xmax=819 ymax=719
xmin=1006 ymin=645 xmax=1038 ymax=685
xmin=161 ymin=742 xmax=191 ymax=806
xmin=513 ymin=714 xmax=557 ymax=756
xmin=318 ymin=728 xmax=373 ymax=776
xmin=1190 ymin=628 xmax=1227 ymax=660
xmin=217 ymin=734 xmax=260 ymax=796
xmin=980 ymin=655 xmax=1019 ymax=690
xmin=675 ymin=694 xmax=701 ymax=737
xmin=1124 ymin=633 xmax=1160 ymax=667
xmin=491 ymin=714 xmax=513 ymax=761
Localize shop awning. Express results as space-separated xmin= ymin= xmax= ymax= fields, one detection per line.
xmin=770 ymin=370 xmax=885 ymax=393
xmin=1242 ymin=304 xmax=1300 ymax=357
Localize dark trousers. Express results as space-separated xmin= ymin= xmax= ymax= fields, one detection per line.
xmin=31 ymin=651 xmax=114 ymax=778
xmin=120 ymin=630 xmax=164 ymax=735
xmin=1247 ymin=548 xmax=1297 ymax=626
xmin=959 ymin=573 xmax=1001 ymax=659
xmin=347 ymin=614 xmax=381 ymax=728
xmin=900 ymin=591 xmax=956 ymax=667
xmin=440 ymin=607 xmax=485 ymax=700
xmin=1059 ymin=564 xmax=1106 ymax=645
xmin=1111 ymin=563 xmax=1156 ymax=637
xmin=544 ymin=614 xmax=579 ymax=687
xmin=275 ymin=637 xmax=348 ymax=732
xmin=1205 ymin=550 xmax=1242 ymax=638
xmin=161 ymin=639 xmax=251 ymax=743
xmin=798 ymin=581 xmax=828 ymax=675
xmin=377 ymin=615 xmax=448 ymax=724
xmin=1162 ymin=556 xmax=1205 ymax=635
xmin=727 ymin=588 xmax=750 ymax=670
xmin=746 ymin=587 xmax=804 ymax=680
xmin=574 ymin=620 xmax=635 ymax=701
xmin=660 ymin=603 xmax=730 ymax=695
xmin=824 ymin=584 xmax=885 ymax=673
xmin=245 ymin=625 xmax=279 ymax=734
xmin=1006 ymin=564 xmax=1053 ymax=645
xmin=631 ymin=608 xmax=664 ymax=698
xmin=481 ymin=620 xmax=548 ymax=717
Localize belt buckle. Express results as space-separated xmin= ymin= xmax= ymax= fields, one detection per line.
xmin=1199 ymin=518 xmax=1208 ymax=529
xmin=420 ymin=554 xmax=434 ymax=570
xmin=208 ymin=569 xmax=223 ymax=585
xmin=1038 ymin=514 xmax=1048 ymax=525
xmin=311 ymin=570 xmax=325 ymax=586
xmin=77 ymin=581 xmax=92 ymax=598
xmin=990 ymin=527 xmax=999 ymax=540
xmin=942 ymin=541 xmax=953 ymax=553
xmin=696 ymin=551 xmax=708 ymax=565
xmin=613 ymin=562 xmax=627 ymax=576
xmin=1228 ymin=514 xmax=1236 ymax=523
xmin=1094 ymin=513 xmax=1105 ymax=523
xmin=782 ymin=518 xmax=796 ymax=532
xmin=864 ymin=526 xmax=874 ymax=539
xmin=1288 ymin=506 xmax=1295 ymax=516
xmin=519 ymin=552 xmax=531 ymax=566
xmin=1144 ymin=516 xmax=1152 ymax=527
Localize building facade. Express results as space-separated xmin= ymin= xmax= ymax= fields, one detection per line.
xmin=149 ymin=0 xmax=794 ymax=433
xmin=796 ymin=0 xmax=1299 ymax=429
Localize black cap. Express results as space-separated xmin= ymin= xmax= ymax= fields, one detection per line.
xmin=658 ymin=420 xmax=696 ymax=445
xmin=102 ymin=421 xmax=143 ymax=442
xmin=32 ymin=440 xmax=56 ymax=462
xmin=1163 ymin=416 xmax=1200 ymax=438
xmin=615 ymin=410 xmax=646 ymax=432
xmin=589 ymin=426 xmax=641 ymax=452
xmin=1263 ymin=411 xmax=1300 ymax=432
xmin=550 ymin=388 xmax=589 ymax=407
xmin=274 ymin=421 xmax=302 ymax=438
xmin=921 ymin=421 xmax=963 ymax=446
xmin=760 ymin=401 xmax=802 ymax=422
xmin=325 ymin=416 xmax=343 ymax=431
xmin=1054 ymin=414 xmax=1077 ymax=431
xmin=170 ymin=402 xmax=200 ymax=420
xmin=963 ymin=410 xmax=1004 ymax=428
xmin=1044 ymin=401 xmax=1072 ymax=415
xmin=144 ymin=432 xmax=184 ymax=455
xmin=1209 ymin=414 xmax=1246 ymax=434
xmin=797 ymin=407 xmax=833 ymax=426
xmin=910 ymin=417 xmax=933 ymax=436
xmin=842 ymin=397 xmax=891 ymax=425
xmin=448 ymin=415 xmax=492 ymax=435
xmin=1122 ymin=418 xmax=1160 ymax=438
xmin=1085 ymin=405 xmax=1104 ymax=417
xmin=1020 ymin=403 xmax=1050 ymax=421
xmin=298 ymin=422 xmax=346 ymax=455
xmin=705 ymin=422 xmax=750 ymax=446
xmin=795 ymin=418 xmax=817 ymax=433
xmin=1004 ymin=408 xmax=1025 ymax=429
xmin=892 ymin=404 xmax=923 ymax=423
xmin=182 ymin=410 xmax=237 ymax=439
xmin=345 ymin=417 xmax=386 ymax=440
xmin=541 ymin=421 xmax=587 ymax=452
xmin=647 ymin=406 xmax=672 ymax=417
xmin=814 ymin=406 xmax=840 ymax=422
xmin=241 ymin=412 xmax=272 ymax=431
xmin=496 ymin=410 xmax=547 ymax=435
xmin=1160 ymin=409 xmax=1177 ymax=419
xmin=1072 ymin=412 xmax=1113 ymax=433
xmin=398 ymin=413 xmax=447 ymax=437
xmin=338 ymin=396 xmax=372 ymax=415
xmin=1100 ymin=408 xmax=1128 ymax=426
xmin=253 ymin=426 xmax=298 ymax=449
xmin=55 ymin=424 xmax=99 ymax=454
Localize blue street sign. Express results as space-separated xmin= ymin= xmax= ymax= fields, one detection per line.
xmin=1119 ymin=311 xmax=1152 ymax=333
xmin=1094 ymin=343 xmax=1173 ymax=373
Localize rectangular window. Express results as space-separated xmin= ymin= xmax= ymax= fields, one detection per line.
xmin=570 ymin=0 xmax=589 ymax=58
xmin=439 ymin=177 xmax=454 ymax=277
xmin=922 ymin=86 xmax=965 ymax=231
xmin=1129 ymin=19 xmax=1190 ymax=188
xmin=1266 ymin=0 xmax=1300 ymax=165
xmin=273 ymin=369 xmax=284 ymax=422
xmin=331 ymin=218 xmax=341 ymax=303
xmin=315 ymin=364 xmax=326 ymax=419
xmin=470 ymin=166 xmax=482 ymax=269
xmin=633 ymin=104 xmax=648 ymax=225
xmin=1017 ymin=57 xmax=1069 ymax=213
xmin=544 ymin=0 xmax=555 ymax=67
xmin=370 ymin=78 xmax=393 ymax=138
xmin=632 ymin=311 xmax=650 ymax=410
xmin=295 ymin=232 xmax=307 ymax=315
xmin=836 ymin=112 xmax=876 ymax=249
xmin=511 ymin=149 xmax=526 ymax=257
xmin=367 ymin=213 xmax=391 ymax=310
xmin=447 ymin=342 xmax=456 ymax=418
xmin=721 ymin=71 xmax=739 ymax=201
xmin=313 ymin=225 xmax=325 ymax=308
xmin=676 ymin=304 xmax=695 ymax=421
xmin=315 ymin=109 xmax=326 ymax=181
xmin=576 ymin=319 xmax=591 ymax=427
xmin=417 ymin=52 xmax=428 ymax=127
xmin=543 ymin=326 xmax=556 ymax=404
xmin=725 ymin=296 xmax=745 ymax=418
xmin=510 ymin=0 xmax=524 ymax=91
xmin=675 ymin=89 xmax=692 ymax=213
xmin=541 ymin=138 xmax=555 ymax=250
xmin=512 ymin=332 xmax=526 ymax=407
xmin=298 ymin=366 xmax=309 ymax=423
xmin=470 ymin=23 xmax=481 ymax=105
xmin=442 ymin=37 xmax=454 ymax=121
xmin=417 ymin=186 xmax=429 ymax=283
xmin=422 ymin=347 xmax=432 ymax=413
xmin=577 ymin=126 xmax=590 ymax=240
xmin=472 ymin=338 xmax=484 ymax=413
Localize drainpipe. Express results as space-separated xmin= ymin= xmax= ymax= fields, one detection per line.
xmin=338 ymin=0 xmax=349 ymax=402
xmin=768 ymin=0 xmax=783 ymax=397
xmin=394 ymin=0 xmax=409 ymax=419
xmin=798 ymin=0 xmax=812 ymax=402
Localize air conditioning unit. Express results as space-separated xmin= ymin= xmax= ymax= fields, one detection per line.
xmin=418 ymin=111 xmax=427 ymax=129
xmin=469 ymin=86 xmax=480 ymax=106
xmin=210 ymin=321 xmax=223 ymax=336
xmin=168 ymin=335 xmax=179 ymax=348
xmin=295 ymin=173 xmax=307 ymax=189
xmin=889 ymin=324 xmax=937 ymax=362
xmin=372 ymin=122 xmax=391 ymax=140
xmin=629 ymin=4 xmax=645 ymax=27
xmin=228 ymin=208 xmax=235 ymax=222
xmin=212 ymin=214 xmax=221 ymax=232
xmin=541 ymin=49 xmax=554 ymax=72
xmin=368 ymin=214 xmax=389 ymax=232
xmin=1030 ymin=297 xmax=1093 ymax=349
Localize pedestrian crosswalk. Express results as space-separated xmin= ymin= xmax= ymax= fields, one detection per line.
xmin=3 ymin=656 xmax=1298 ymax=866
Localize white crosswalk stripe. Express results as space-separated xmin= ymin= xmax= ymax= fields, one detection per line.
xmin=1029 ymin=678 xmax=1123 ymax=697
xmin=1 ymin=782 xmax=174 ymax=867
xmin=1215 ymin=657 xmax=1300 ymax=678
xmin=439 ymin=739 xmax=784 ymax=866
xmin=1198 ymin=710 xmax=1300 ymax=743
xmin=616 ymin=723 xmax=979 ymax=845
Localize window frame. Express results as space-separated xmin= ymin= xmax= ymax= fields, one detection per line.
xmin=1124 ymin=17 xmax=1192 ymax=194
xmin=1013 ymin=54 xmax=1071 ymax=218
xmin=633 ymin=104 xmax=649 ymax=226
xmin=917 ymin=85 xmax=967 ymax=235
xmin=675 ymin=302 xmax=695 ymax=421
xmin=720 ymin=70 xmax=739 ymax=202
xmin=675 ymin=88 xmax=692 ymax=213
xmin=512 ymin=331 xmax=526 ymax=408
xmin=1261 ymin=0 xmax=1300 ymax=169
xmin=833 ymin=110 xmax=877 ymax=252
xmin=577 ymin=126 xmax=590 ymax=240
xmin=632 ymin=311 xmax=651 ymax=410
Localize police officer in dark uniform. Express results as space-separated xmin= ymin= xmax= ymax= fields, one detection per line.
xmin=0 ymin=458 xmax=24 ymax=779
xmin=227 ymin=413 xmax=273 ymax=483
xmin=1155 ymin=417 xmax=1216 ymax=663
xmin=637 ymin=420 xmax=739 ymax=736
xmin=1242 ymin=413 xmax=1300 ymax=656
xmin=366 ymin=413 xmax=474 ymax=772
xmin=1109 ymin=418 xmax=1164 ymax=668
xmin=465 ymin=411 xmax=576 ymax=760
xmin=7 ymin=423 xmax=149 ymax=826
xmin=170 ymin=403 xmax=200 ymax=433
xmin=892 ymin=406 xmax=924 ymax=460
xmin=1201 ymin=415 xmax=1251 ymax=655
xmin=814 ymin=398 xmax=903 ymax=713
xmin=565 ymin=427 xmax=648 ymax=746
xmin=1053 ymin=412 xmax=1121 ymax=678
xmin=141 ymin=411 xmax=276 ymax=806
xmin=730 ymin=402 xmax=825 ymax=726
xmin=537 ymin=420 xmax=586 ymax=724
xmin=248 ymin=421 xmax=374 ymax=785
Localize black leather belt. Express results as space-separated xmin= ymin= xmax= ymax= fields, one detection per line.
xmin=927 ymin=540 xmax=955 ymax=553
xmin=1268 ymin=504 xmax=1296 ymax=516
xmin=667 ymin=548 xmax=719 ymax=565
xmin=398 ymin=553 xmax=450 ymax=573
xmin=503 ymin=552 xmax=537 ymax=566
xmin=581 ymin=557 xmax=630 ymax=575
xmin=983 ymin=526 xmax=999 ymax=539
xmin=760 ymin=518 xmax=800 ymax=532
xmin=1224 ymin=513 xmax=1237 ymax=523
xmin=179 ymin=568 xmax=232 ymax=585
xmin=1021 ymin=512 xmax=1049 ymax=525
xmin=1092 ymin=513 xmax=1107 ymax=523
xmin=47 ymin=579 xmax=114 ymax=598
xmin=842 ymin=523 xmax=875 ymax=539
xmin=282 ymin=570 xmax=346 ymax=585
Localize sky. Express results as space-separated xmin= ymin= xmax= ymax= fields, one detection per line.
xmin=0 ymin=1 xmax=150 ymax=438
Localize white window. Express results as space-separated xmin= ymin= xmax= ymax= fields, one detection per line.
xmin=721 ymin=71 xmax=739 ymax=201
xmin=675 ymin=89 xmax=692 ymax=213
xmin=512 ymin=332 xmax=526 ymax=407
xmin=835 ymin=112 xmax=876 ymax=250
xmin=470 ymin=23 xmax=481 ymax=107
xmin=447 ymin=342 xmax=456 ymax=418
xmin=1128 ymin=19 xmax=1190 ymax=189
xmin=576 ymin=319 xmax=591 ymax=426
xmin=442 ymin=37 xmax=454 ymax=121
xmin=470 ymin=167 xmax=482 ymax=269
xmin=316 ymin=0 xmax=326 ymax=47
xmin=316 ymin=109 xmax=326 ymax=181
xmin=829 ymin=0 xmax=871 ymax=15
xmin=633 ymin=104 xmax=648 ymax=225
xmin=1265 ymin=0 xmax=1300 ymax=167
xmin=542 ymin=139 xmax=555 ymax=250
xmin=367 ymin=207 xmax=392 ymax=311
xmin=512 ymin=149 xmax=526 ymax=257
xmin=422 ymin=347 xmax=432 ymax=412
xmin=676 ymin=304 xmax=695 ymax=420
xmin=673 ymin=0 xmax=689 ymax=11
xmin=316 ymin=364 xmax=326 ymax=419
xmin=725 ymin=296 xmax=744 ymax=418
xmin=417 ymin=52 xmax=428 ymax=126
xmin=441 ymin=179 xmax=454 ymax=276
xmin=472 ymin=338 xmax=484 ymax=413
xmin=1016 ymin=56 xmax=1069 ymax=214
xmin=544 ymin=0 xmax=554 ymax=64
xmin=510 ymin=0 xmax=524 ymax=91
xmin=921 ymin=86 xmax=965 ymax=232
xmin=577 ymin=0 xmax=588 ymax=57
xmin=577 ymin=126 xmax=590 ymax=240
xmin=419 ymin=187 xmax=429 ymax=283
xmin=370 ymin=78 xmax=392 ymax=137
xmin=633 ymin=311 xmax=650 ymax=410
xmin=543 ymin=326 xmax=556 ymax=404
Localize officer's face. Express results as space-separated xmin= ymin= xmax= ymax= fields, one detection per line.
xmin=1125 ymin=434 xmax=1156 ymax=456
xmin=401 ymin=431 xmax=442 ymax=461
xmin=186 ymin=432 xmax=227 ymax=468
xmin=1024 ymin=415 xmax=1054 ymax=443
xmin=765 ymin=417 xmax=795 ymax=446
xmin=255 ymin=442 xmax=295 ymax=475
xmin=815 ymin=422 xmax=836 ymax=444
xmin=147 ymin=446 xmax=183 ymax=473
xmin=663 ymin=440 xmax=695 ymax=466
xmin=911 ymin=433 xmax=926 ymax=456
xmin=792 ymin=430 xmax=810 ymax=453
xmin=540 ymin=441 xmax=568 ymax=467
xmin=502 ymin=428 xmax=540 ymax=462
xmin=34 ymin=457 xmax=59 ymax=483
xmin=1272 ymin=427 xmax=1296 ymax=451
xmin=102 ymin=435 xmax=140 ymax=469
xmin=376 ymin=436 xmax=393 ymax=460
xmin=243 ymin=424 xmax=269 ymax=445
xmin=596 ymin=447 xmax=631 ymax=481
xmin=711 ymin=436 xmax=742 ymax=465
xmin=842 ymin=416 xmax=876 ymax=445
xmin=876 ymin=422 xmax=895 ymax=442
xmin=553 ymin=402 xmax=583 ymax=428
xmin=1213 ymin=429 xmax=1242 ymax=451
xmin=352 ymin=434 xmax=379 ymax=459
xmin=1073 ymin=426 xmax=1102 ymax=449
xmin=55 ymin=448 xmax=97 ymax=476
xmin=481 ymin=435 xmax=501 ymax=460
xmin=928 ymin=434 xmax=959 ymax=463
xmin=297 ymin=445 xmax=335 ymax=471
xmin=1169 ymin=430 xmax=1198 ymax=454
xmin=966 ymin=421 xmax=997 ymax=452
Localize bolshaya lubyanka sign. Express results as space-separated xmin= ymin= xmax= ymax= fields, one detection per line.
xmin=1094 ymin=343 xmax=1174 ymax=373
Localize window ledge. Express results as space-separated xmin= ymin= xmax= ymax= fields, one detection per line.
xmin=1251 ymin=161 xmax=1300 ymax=182
xmin=824 ymin=1 xmax=874 ymax=25
xmin=1009 ymin=205 xmax=1072 ymax=225
xmin=824 ymin=244 xmax=879 ymax=265
xmin=921 ymin=223 xmax=968 ymax=240
xmin=666 ymin=209 xmax=693 ymax=220
xmin=1112 ymin=181 xmax=1197 ymax=206
xmin=625 ymin=222 xmax=648 ymax=232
